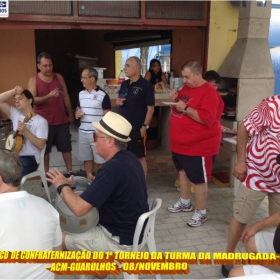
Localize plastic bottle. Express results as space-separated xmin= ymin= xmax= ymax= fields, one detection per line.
xmin=169 ymin=71 xmax=174 ymax=89
xmin=118 ymin=70 xmax=125 ymax=84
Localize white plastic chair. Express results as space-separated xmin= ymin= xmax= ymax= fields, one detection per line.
xmin=20 ymin=145 xmax=52 ymax=203
xmin=122 ymin=198 xmax=162 ymax=280
xmin=79 ymin=198 xmax=162 ymax=280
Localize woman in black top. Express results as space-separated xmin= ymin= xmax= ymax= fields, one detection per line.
xmin=144 ymin=59 xmax=168 ymax=86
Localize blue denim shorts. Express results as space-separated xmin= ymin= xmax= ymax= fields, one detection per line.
xmin=20 ymin=155 xmax=38 ymax=176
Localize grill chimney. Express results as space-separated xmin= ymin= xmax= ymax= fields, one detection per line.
xmin=218 ymin=0 xmax=274 ymax=121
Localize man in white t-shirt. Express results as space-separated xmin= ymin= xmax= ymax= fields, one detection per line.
xmin=75 ymin=67 xmax=111 ymax=179
xmin=0 ymin=149 xmax=62 ymax=279
xmin=0 ymin=86 xmax=48 ymax=176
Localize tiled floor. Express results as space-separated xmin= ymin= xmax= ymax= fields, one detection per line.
xmin=21 ymin=123 xmax=271 ymax=280
xmin=23 ymin=174 xmax=270 ymax=280
xmin=49 ymin=121 xmax=84 ymax=173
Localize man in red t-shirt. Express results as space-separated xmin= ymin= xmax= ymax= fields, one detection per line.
xmin=28 ymin=52 xmax=74 ymax=177
xmin=167 ymin=60 xmax=224 ymax=227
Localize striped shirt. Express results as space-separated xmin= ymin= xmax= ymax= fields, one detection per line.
xmin=242 ymin=95 xmax=280 ymax=193
xmin=77 ymin=87 xmax=111 ymax=133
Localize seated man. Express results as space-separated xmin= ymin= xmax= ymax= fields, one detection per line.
xmin=0 ymin=86 xmax=48 ymax=176
xmin=229 ymin=210 xmax=280 ymax=277
xmin=47 ymin=111 xmax=149 ymax=253
xmin=0 ymin=149 xmax=62 ymax=279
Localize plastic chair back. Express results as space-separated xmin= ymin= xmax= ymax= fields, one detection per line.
xmin=121 ymin=198 xmax=162 ymax=280
xmin=20 ymin=145 xmax=51 ymax=203
xmin=133 ymin=198 xmax=162 ymax=252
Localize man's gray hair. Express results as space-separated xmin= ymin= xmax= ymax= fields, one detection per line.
xmin=181 ymin=60 xmax=202 ymax=75
xmin=102 ymin=133 xmax=128 ymax=150
xmin=82 ymin=67 xmax=98 ymax=81
xmin=37 ymin=52 xmax=52 ymax=64
xmin=0 ymin=150 xmax=22 ymax=187
xmin=130 ymin=56 xmax=141 ymax=68
xmin=114 ymin=139 xmax=128 ymax=150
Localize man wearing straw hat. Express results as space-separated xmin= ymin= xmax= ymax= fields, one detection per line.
xmin=47 ymin=111 xmax=149 ymax=253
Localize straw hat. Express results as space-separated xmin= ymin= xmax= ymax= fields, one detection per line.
xmin=92 ymin=111 xmax=132 ymax=142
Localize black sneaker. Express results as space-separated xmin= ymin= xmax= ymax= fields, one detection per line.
xmin=41 ymin=174 xmax=52 ymax=188
xmin=221 ymin=264 xmax=233 ymax=278
xmin=65 ymin=171 xmax=75 ymax=178
xmin=41 ymin=181 xmax=52 ymax=188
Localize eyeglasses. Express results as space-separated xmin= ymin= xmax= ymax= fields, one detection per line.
xmin=93 ymin=131 xmax=109 ymax=141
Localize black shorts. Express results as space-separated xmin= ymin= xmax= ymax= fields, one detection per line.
xmin=172 ymin=152 xmax=213 ymax=184
xmin=127 ymin=129 xmax=147 ymax=158
xmin=45 ymin=123 xmax=72 ymax=154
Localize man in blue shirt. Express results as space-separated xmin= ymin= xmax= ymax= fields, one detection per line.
xmin=47 ymin=112 xmax=149 ymax=254
xmin=116 ymin=56 xmax=155 ymax=178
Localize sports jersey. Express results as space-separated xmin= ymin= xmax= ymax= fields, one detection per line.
xmin=170 ymin=82 xmax=224 ymax=157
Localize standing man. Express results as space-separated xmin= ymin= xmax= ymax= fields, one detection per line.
xmin=167 ymin=60 xmax=224 ymax=227
xmin=75 ymin=67 xmax=111 ymax=179
xmin=46 ymin=112 xmax=148 ymax=256
xmin=174 ymin=70 xmax=229 ymax=192
xmin=0 ymin=86 xmax=48 ymax=176
xmin=116 ymin=56 xmax=155 ymax=177
xmin=0 ymin=149 xmax=62 ymax=279
xmin=28 ymin=52 xmax=74 ymax=177
xmin=204 ymin=70 xmax=221 ymax=89
xmin=222 ymin=95 xmax=280 ymax=277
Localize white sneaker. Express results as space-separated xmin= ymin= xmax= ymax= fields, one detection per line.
xmin=167 ymin=198 xmax=193 ymax=213
xmin=187 ymin=211 xmax=207 ymax=227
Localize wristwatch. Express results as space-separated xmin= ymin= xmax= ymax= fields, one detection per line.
xmin=142 ymin=124 xmax=149 ymax=129
xmin=57 ymin=184 xmax=72 ymax=195
xmin=182 ymin=106 xmax=188 ymax=114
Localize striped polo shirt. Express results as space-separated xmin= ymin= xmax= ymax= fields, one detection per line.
xmin=77 ymin=86 xmax=111 ymax=133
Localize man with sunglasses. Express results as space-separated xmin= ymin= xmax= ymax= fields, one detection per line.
xmin=75 ymin=67 xmax=111 ymax=179
xmin=0 ymin=149 xmax=62 ymax=279
xmin=46 ymin=112 xmax=148 ymax=263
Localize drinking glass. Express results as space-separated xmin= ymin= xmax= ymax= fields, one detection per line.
xmin=78 ymin=108 xmax=84 ymax=119
xmin=118 ymin=93 xmax=127 ymax=106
